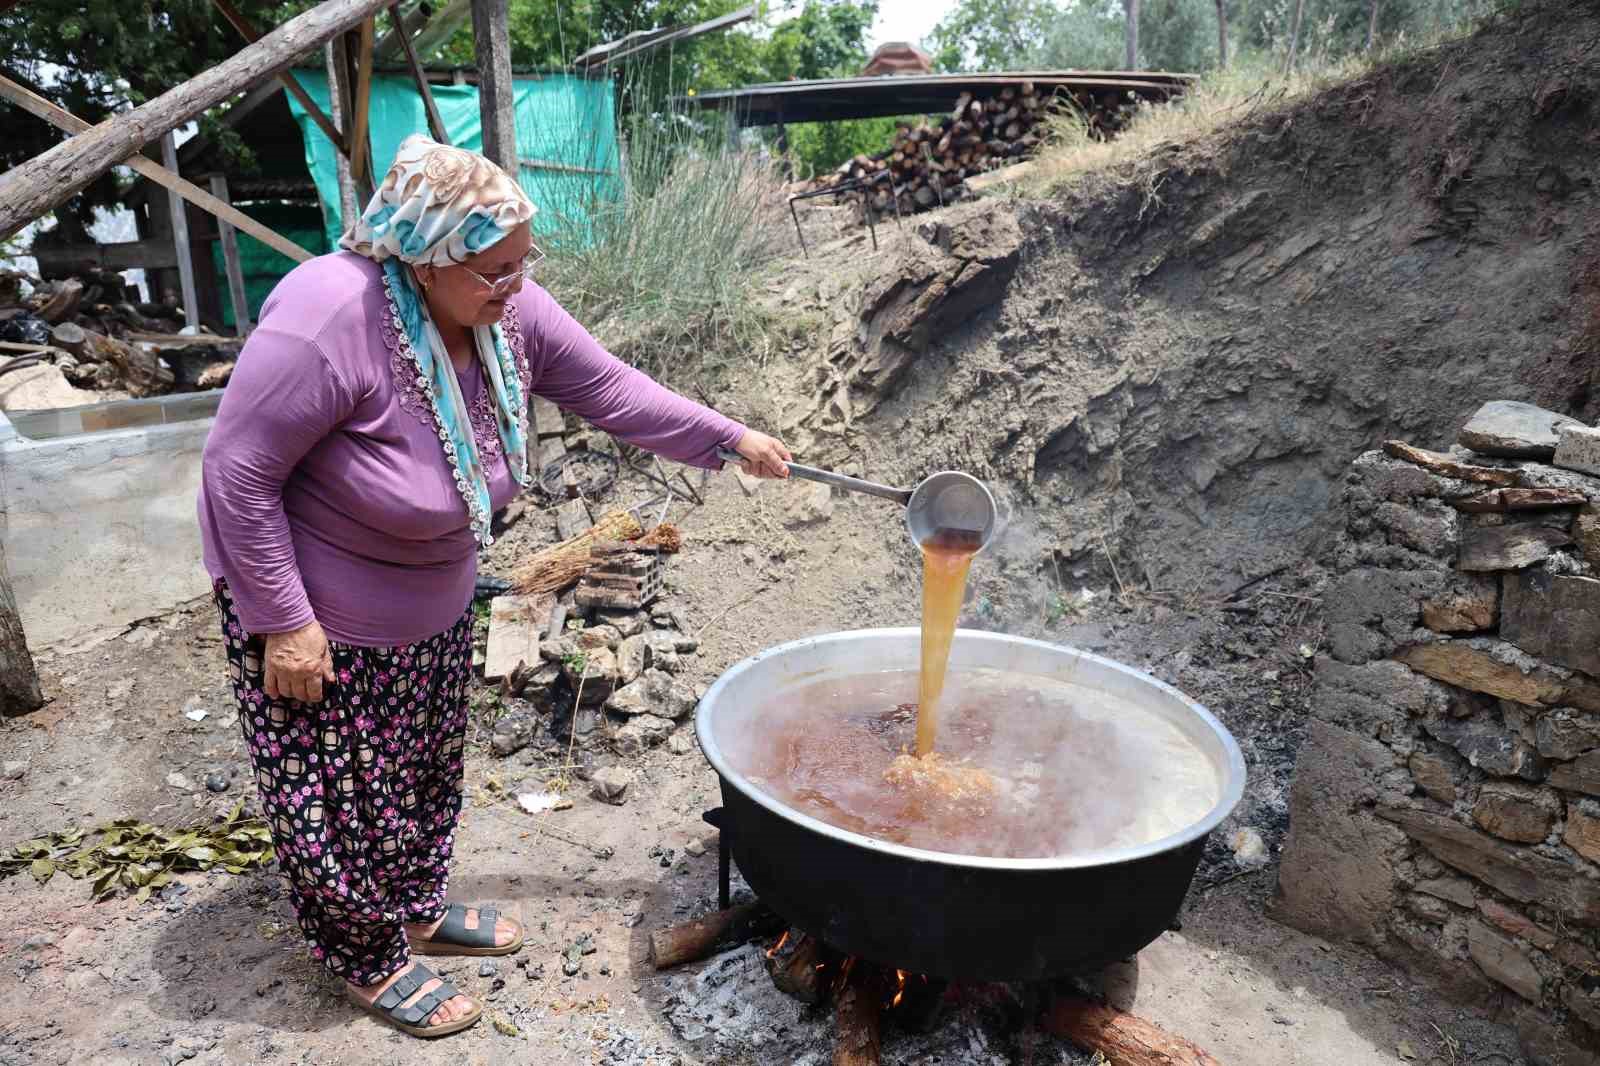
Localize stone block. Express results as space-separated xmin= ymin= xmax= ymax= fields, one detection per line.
xmin=482 ymin=593 xmax=552 ymax=682
xmin=1274 ymin=721 xmax=1408 ymax=946
xmin=616 ymin=634 xmax=649 ymax=685
xmin=612 ymin=714 xmax=674 ymax=756
xmin=1503 ymin=570 xmax=1600 ymax=678
xmin=1374 ymin=499 xmax=1460 ymax=557
xmin=1468 ymin=920 xmax=1544 ymax=1001
xmin=1424 ymin=716 xmax=1545 ymax=780
xmin=1416 ymin=875 xmax=1476 ymax=907
xmin=1406 ymin=892 xmax=1454 ymax=923
xmin=1421 ymin=574 xmax=1501 ymax=633
xmin=1312 ymin=657 xmax=1452 ymax=739
xmin=1518 ymin=1009 xmax=1600 ymax=1066
xmin=531 ymin=395 xmax=564 ymax=438
xmin=1578 ymin=507 xmax=1600 ymax=566
xmin=1459 ymin=400 xmax=1583 ymax=460
xmin=1552 ymin=752 xmax=1600 ymax=797
xmin=1472 ymin=781 xmax=1558 ymax=842
xmin=1379 ymin=805 xmax=1600 ymax=925
xmin=1324 ymin=568 xmax=1445 ymax=663
xmin=1556 ymin=424 xmax=1600 ymax=478
xmin=1458 ymin=523 xmax=1573 ymax=571
xmin=1347 ymin=450 xmax=1470 ymax=502
xmin=1536 ymin=709 xmax=1600 ymax=759
xmin=537 ymin=434 xmax=567 ymax=471
xmin=1410 ymin=749 xmax=1461 ymax=803
xmin=1395 ymin=638 xmax=1600 ymax=712
xmin=1565 ymin=800 xmax=1600 ymax=864
xmin=1478 ymin=898 xmax=1559 ymax=950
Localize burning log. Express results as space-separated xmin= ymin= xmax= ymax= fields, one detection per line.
xmin=1041 ymin=996 xmax=1224 ymax=1066
xmin=763 ymin=932 xmax=828 ymax=1005
xmin=512 ymin=509 xmax=644 ymax=595
xmin=833 ymin=962 xmax=883 ymax=1066
xmin=648 ymin=901 xmax=785 ymax=970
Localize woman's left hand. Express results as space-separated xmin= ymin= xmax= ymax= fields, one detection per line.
xmin=732 ymin=429 xmax=792 ymax=479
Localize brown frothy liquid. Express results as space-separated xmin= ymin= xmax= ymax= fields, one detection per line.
xmin=915 ymin=527 xmax=982 ymax=756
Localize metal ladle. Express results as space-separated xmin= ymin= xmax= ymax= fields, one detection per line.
xmin=718 ymin=449 xmax=998 ymax=552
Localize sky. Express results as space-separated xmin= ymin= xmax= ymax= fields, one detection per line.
xmin=868 ymin=0 xmax=960 ymax=50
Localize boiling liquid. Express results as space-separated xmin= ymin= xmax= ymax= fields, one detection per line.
xmin=916 ymin=528 xmax=982 ymax=756
xmin=719 ymin=669 xmax=1222 ymax=858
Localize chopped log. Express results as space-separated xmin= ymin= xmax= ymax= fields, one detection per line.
xmin=764 ymin=934 xmax=827 ymax=1005
xmin=0 ymin=536 xmax=43 ymax=717
xmin=833 ymin=965 xmax=883 ymax=1066
xmin=1381 ymin=440 xmax=1520 ymax=487
xmin=648 ymin=902 xmax=785 ymax=970
xmin=512 ymin=510 xmax=643 ymax=594
xmin=48 ymin=322 xmax=86 ymax=354
xmin=1041 ymin=996 xmax=1223 ymax=1066
xmin=83 ymin=329 xmax=173 ymax=397
xmin=36 ymin=279 xmax=83 ymax=323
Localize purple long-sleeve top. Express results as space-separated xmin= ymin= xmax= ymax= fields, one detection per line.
xmin=197 ymin=252 xmax=745 ymax=647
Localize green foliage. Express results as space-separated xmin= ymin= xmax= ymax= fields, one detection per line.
xmin=927 ymin=0 xmax=1062 ymax=72
xmin=784 ymin=116 xmax=907 ymax=178
xmin=2 ymin=802 xmax=274 ymax=903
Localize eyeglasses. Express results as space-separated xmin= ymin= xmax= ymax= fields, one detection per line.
xmin=461 ymin=243 xmax=546 ymax=295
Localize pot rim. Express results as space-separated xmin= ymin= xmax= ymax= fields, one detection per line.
xmin=695 ymin=627 xmax=1248 ymax=872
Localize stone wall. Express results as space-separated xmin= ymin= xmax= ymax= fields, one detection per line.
xmin=1277 ymin=404 xmax=1600 ymax=1065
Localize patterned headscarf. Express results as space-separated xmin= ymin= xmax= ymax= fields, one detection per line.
xmin=339 ymin=135 xmax=536 ymax=546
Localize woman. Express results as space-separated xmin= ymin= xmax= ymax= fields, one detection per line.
xmin=198 ymin=136 xmax=790 ymax=1039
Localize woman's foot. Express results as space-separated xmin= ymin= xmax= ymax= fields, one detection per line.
xmin=405 ymin=907 xmax=518 ymax=949
xmin=348 ymin=962 xmax=477 ymax=1030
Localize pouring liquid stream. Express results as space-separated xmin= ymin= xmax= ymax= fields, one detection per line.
xmin=914 ymin=527 xmax=983 ymax=757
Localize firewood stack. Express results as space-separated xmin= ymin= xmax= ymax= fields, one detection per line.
xmin=806 ymin=85 xmax=1052 ymax=216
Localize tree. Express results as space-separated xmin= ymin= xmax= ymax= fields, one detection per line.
xmin=1123 ymin=0 xmax=1140 ymax=69
xmin=1216 ymin=0 xmax=1229 ymax=66
xmin=927 ymin=0 xmax=1061 ymax=72
xmin=1284 ymin=0 xmax=1307 ymax=73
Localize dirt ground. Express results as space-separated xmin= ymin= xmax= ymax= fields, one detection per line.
xmin=0 ymin=466 xmax=1523 ymax=1066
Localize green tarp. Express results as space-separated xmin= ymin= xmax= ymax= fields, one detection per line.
xmin=284 ymin=71 xmax=623 ymax=251
xmin=208 ymin=203 xmax=329 ymax=330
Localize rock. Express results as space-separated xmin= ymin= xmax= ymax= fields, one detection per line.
xmin=1409 ymin=750 xmax=1460 ymax=803
xmin=518 ymin=662 xmax=563 ymax=701
xmin=204 ymin=772 xmax=231 ymax=794
xmin=1472 ymin=781 xmax=1557 ymax=843
xmin=1552 ymin=751 xmax=1600 ymax=796
xmin=540 ymin=636 xmax=577 ymax=664
xmin=562 ymin=957 xmax=581 ymax=977
xmin=531 ymin=396 xmax=564 ymax=437
xmin=1502 ymin=570 xmax=1600 ymax=678
xmin=684 ymin=838 xmax=706 ymax=857
xmin=645 ymin=632 xmax=692 ymax=673
xmin=1420 ymin=574 xmax=1500 ymax=633
xmin=667 ymin=730 xmax=696 ymax=756
xmin=1459 ymin=401 xmax=1583 ymax=460
xmin=597 ymin=611 xmax=649 ymax=638
xmin=1458 ymin=523 xmax=1573 ymax=571
xmin=1372 ymin=500 xmax=1459 ymax=557
xmin=578 ymin=624 xmax=622 ymax=650
xmin=1452 ymin=486 xmax=1589 ymax=512
xmin=491 ymin=712 xmax=539 ymax=757
xmin=1382 ymin=440 xmax=1520 ymax=486
xmin=1536 ymin=709 xmax=1600 ymax=759
xmin=782 ymin=481 xmax=834 ymax=526
xmin=483 ymin=594 xmax=552 ymax=682
xmin=1477 ymin=897 xmax=1558 ymax=949
xmin=1556 ymin=424 xmax=1600 ymax=477
xmin=1467 ymin=921 xmax=1543 ymax=1001
xmin=591 ymin=766 xmax=633 ymax=805
xmin=613 ymin=714 xmax=674 ymax=755
xmin=1228 ymin=827 xmax=1269 ymax=866
xmin=1573 ymin=507 xmax=1600 ymax=570
xmin=1416 ymin=876 xmax=1476 ymax=907
xmin=1378 ymin=805 xmax=1600 ymax=924
xmin=478 ymin=959 xmax=499 ymax=978
xmin=3 ymin=759 xmax=26 ymax=781
xmin=1422 ymin=716 xmax=1545 ymax=781
xmin=563 ymin=647 xmax=619 ymax=706
xmin=166 ymin=771 xmax=195 ymax=792
xmin=616 ymin=634 xmax=649 ymax=685
xmin=606 ymin=670 xmax=697 ymax=720
xmin=571 ymin=708 xmax=602 ymax=737
xmin=1563 ymin=801 xmax=1600 ymax=864
xmin=555 ymin=498 xmax=592 ymax=541
xmin=1406 ymin=892 xmax=1453 ymax=923
xmin=1395 ymin=638 xmax=1600 ymax=712
xmin=1519 ymin=1011 xmax=1600 ymax=1066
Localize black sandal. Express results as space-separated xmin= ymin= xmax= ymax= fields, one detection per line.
xmin=346 ymin=962 xmax=481 ymax=1039
xmin=409 ymin=902 xmax=524 ymax=957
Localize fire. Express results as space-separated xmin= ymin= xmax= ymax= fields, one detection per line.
xmin=889 ymin=968 xmax=908 ymax=1009
xmin=765 ymin=930 xmax=791 ymax=959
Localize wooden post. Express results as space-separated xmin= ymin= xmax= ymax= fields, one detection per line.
xmin=210 ymin=0 xmax=348 ymax=158
xmin=1123 ymin=0 xmax=1140 ymax=70
xmin=472 ymin=0 xmax=518 ymax=172
xmin=0 ymin=539 xmax=44 ymax=718
xmin=160 ymin=133 xmax=201 ymax=331
xmin=349 ymin=17 xmax=377 ymax=187
xmin=0 ymin=0 xmax=394 ymax=240
xmin=209 ymin=174 xmax=252 ymax=335
xmin=1215 ymin=0 xmax=1229 ymax=67
xmin=391 ymin=1 xmax=450 ymax=144
xmin=325 ymin=37 xmax=361 ymax=228
xmin=0 ymin=74 xmax=313 ymax=263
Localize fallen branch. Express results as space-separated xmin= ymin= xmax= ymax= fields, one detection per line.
xmin=1041 ymin=996 xmax=1223 ymax=1066
xmin=648 ymin=902 xmax=785 ymax=970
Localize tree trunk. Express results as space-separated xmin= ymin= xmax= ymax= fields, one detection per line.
xmin=1366 ymin=0 xmax=1382 ymax=51
xmin=0 ymin=0 xmax=394 ymax=241
xmin=472 ymin=0 xmax=517 ymax=173
xmin=0 ymin=539 xmax=44 ymax=718
xmin=1284 ymin=0 xmax=1308 ymax=75
xmin=1123 ymin=0 xmax=1140 ymax=70
xmin=1215 ymin=0 xmax=1229 ymax=68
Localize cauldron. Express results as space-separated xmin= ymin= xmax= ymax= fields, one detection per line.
xmin=695 ymin=628 xmax=1247 ymax=981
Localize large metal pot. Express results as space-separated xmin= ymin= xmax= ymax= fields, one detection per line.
xmin=695 ymin=628 xmax=1247 ymax=982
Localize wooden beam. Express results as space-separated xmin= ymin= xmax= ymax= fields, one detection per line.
xmin=409 ymin=0 xmax=472 ymax=60
xmin=209 ymin=174 xmax=252 ymax=336
xmin=0 ymin=0 xmax=392 ymax=240
xmin=519 ymin=157 xmax=613 ymax=178
xmin=325 ymin=36 xmax=361 ymax=223
xmin=159 ymin=133 xmax=200 ymax=330
xmin=31 ymin=239 xmax=179 ymax=275
xmin=0 ymin=74 xmax=313 ymax=263
xmin=348 ymin=17 xmax=377 ymax=185
xmin=211 ymin=0 xmax=348 ymax=157
xmin=391 ymin=2 xmax=449 ymax=144
xmin=374 ymin=0 xmax=432 ymax=61
xmin=471 ymin=0 xmax=517 ymax=173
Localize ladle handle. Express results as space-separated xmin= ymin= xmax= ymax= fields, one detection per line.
xmin=717 ymin=448 xmax=911 ymax=505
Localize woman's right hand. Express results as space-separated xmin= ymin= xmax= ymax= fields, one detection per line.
xmin=264 ymin=620 xmax=336 ymax=703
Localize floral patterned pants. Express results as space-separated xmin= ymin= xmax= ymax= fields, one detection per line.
xmin=215 ymin=582 xmax=474 ymax=985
